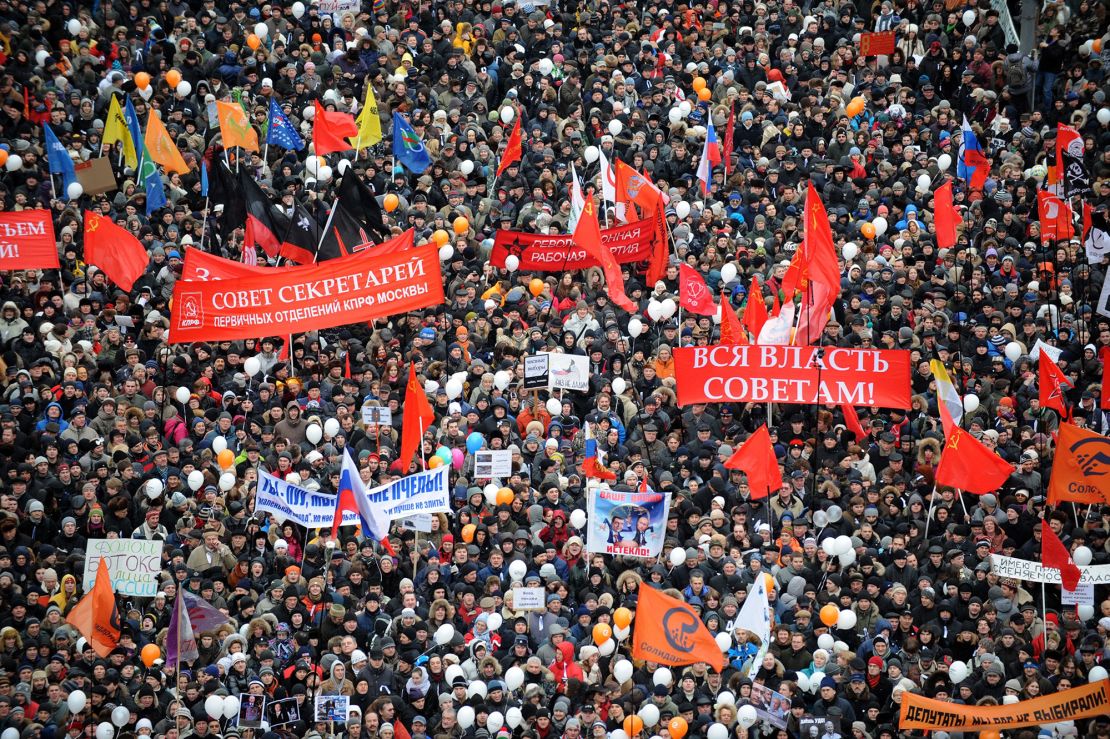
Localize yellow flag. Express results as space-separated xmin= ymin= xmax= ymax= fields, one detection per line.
xmin=216 ymin=101 xmax=259 ymax=151
xmin=144 ymin=111 xmax=190 ymax=175
xmin=349 ymin=84 xmax=383 ymax=149
xmin=103 ymin=96 xmax=137 ymax=168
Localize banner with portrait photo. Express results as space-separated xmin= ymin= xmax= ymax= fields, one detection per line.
xmin=586 ymin=486 xmax=670 ymax=558
xmin=749 ymin=684 xmax=789 ymax=729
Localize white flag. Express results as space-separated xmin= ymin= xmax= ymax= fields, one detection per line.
xmin=598 ymin=150 xmax=626 ymax=223
xmin=735 ymin=574 xmax=772 ymax=647
xmin=568 ymin=163 xmax=586 ymax=234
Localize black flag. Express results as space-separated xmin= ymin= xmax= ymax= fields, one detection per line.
xmin=317 ymin=171 xmax=388 ymax=261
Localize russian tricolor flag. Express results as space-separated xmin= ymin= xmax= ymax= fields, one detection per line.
xmin=581 ymin=422 xmax=616 ymax=480
xmin=957 ymin=116 xmax=989 ymax=191
xmin=697 ymin=118 xmax=722 ymax=195
xmin=332 ymin=449 xmax=395 ymax=554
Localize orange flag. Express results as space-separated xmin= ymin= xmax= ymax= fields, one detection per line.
xmin=399 ymin=364 xmax=435 ymax=473
xmin=496 ymin=115 xmax=522 ymax=176
xmin=65 ymin=558 xmax=119 ymax=657
xmin=1039 ymin=359 xmax=1072 ymax=418
xmin=216 ymin=101 xmax=259 ymax=151
xmin=934 ymin=181 xmax=958 ymax=249
xmin=935 ymin=426 xmax=1014 ymax=494
xmin=723 ymin=425 xmax=781 ymax=499
xmin=718 ymin=290 xmax=747 ymax=345
xmin=632 ymin=584 xmax=724 ymax=672
xmin=83 ymin=211 xmax=149 ymax=292
xmin=1047 ymin=424 xmax=1110 ymax=506
xmin=145 ymin=110 xmax=190 ymax=174
xmin=743 ymin=276 xmax=768 ymax=338
xmin=312 ymin=100 xmax=359 ymax=156
xmin=573 ymin=196 xmax=636 ymax=312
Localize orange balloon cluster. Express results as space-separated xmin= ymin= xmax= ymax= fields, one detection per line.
xmin=692 ymin=77 xmax=706 ymax=92
xmin=383 ymin=193 xmax=399 ymax=212
xmin=134 ymin=72 xmax=151 ymax=89
xmin=592 ymin=623 xmax=612 ymax=645
xmin=697 ymin=87 xmax=712 ymax=101
xmin=820 ymin=603 xmax=840 ymax=626
xmin=165 ymin=69 xmax=182 ymax=88
xmin=0 ymin=151 xmax=8 ymax=168
xmin=846 ymin=96 xmax=866 ymax=117
xmin=495 ymin=487 xmax=513 ymax=506
xmin=428 ymin=456 xmax=444 ymax=468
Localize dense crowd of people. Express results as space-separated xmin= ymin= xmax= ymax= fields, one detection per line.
xmin=0 ymin=0 xmax=1108 ymax=739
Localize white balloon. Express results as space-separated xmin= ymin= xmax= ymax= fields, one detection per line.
xmin=834 ymin=535 xmax=853 ymax=556
xmin=826 ymin=504 xmax=843 ymax=523
xmin=324 ymin=418 xmax=340 ymax=438
xmin=488 ymin=712 xmax=504 ymax=734
xmin=67 ymin=182 xmax=84 ymax=199
xmin=175 ymin=386 xmax=191 ymax=404
xmin=424 ymin=380 xmax=439 ymax=395
xmin=818 ymin=634 xmax=835 ymax=651
xmin=219 ymin=472 xmax=235 ymax=491
xmin=822 ymin=537 xmax=838 ymax=556
xmin=1099 ymin=108 xmax=1110 ymax=125
xmin=111 ymin=706 xmax=130 ymax=728
xmin=444 ymin=665 xmax=464 ymax=684
xmin=963 ymin=394 xmax=980 ymax=413
xmin=1003 ymin=695 xmax=1020 ymax=705
xmin=795 ymin=673 xmax=810 ymax=692
xmin=1074 ymin=546 xmax=1093 ymax=566
xmin=68 ymin=19 xmax=81 ymax=35
xmin=35 ymin=50 xmax=49 ymax=67
xmin=608 ymin=119 xmax=623 ymax=136
xmin=810 ymin=672 xmax=826 ymax=694
xmin=917 ymin=173 xmax=931 ymax=190
xmin=837 ymin=609 xmax=857 ymax=630
xmin=873 ymin=216 xmax=888 ymax=237
xmin=494 ymin=370 xmax=512 ymax=391
xmin=504 ymin=254 xmax=520 ymax=272
xmin=834 ymin=640 xmax=849 ymax=654
xmin=948 ymin=660 xmax=968 ymax=684
xmin=546 ymin=397 xmax=562 ymax=415
xmin=435 ymin=624 xmax=455 ymax=646
xmin=537 ymin=58 xmax=554 ymax=75
xmin=1004 ymin=342 xmax=1022 ymax=361
xmin=611 ymin=731 xmax=629 ymax=739
xmin=937 ymin=153 xmax=953 ymax=171
xmin=708 ymin=724 xmax=730 ymax=739
xmin=628 ymin=318 xmax=643 ymax=338
xmin=653 ymin=667 xmax=672 ymax=686
xmin=813 ymin=510 xmax=829 ymax=528
xmin=242 ymin=356 xmax=261 ymax=377
xmin=292 ymin=1 xmax=305 ymax=18
xmin=500 ymin=107 xmax=515 ymax=124
xmin=584 ymin=146 xmax=600 ymax=164
xmin=484 ymin=483 xmax=500 ymax=505
xmin=598 ymin=638 xmax=616 ymax=656
xmin=187 ymin=470 xmax=205 ymax=491
xmin=647 ymin=301 xmax=663 ymax=321
xmin=839 ymin=549 xmax=857 ymax=566
xmin=668 ymin=108 xmax=683 ymax=124
xmin=614 ymin=625 xmax=629 ymax=641
xmin=306 ymin=424 xmax=323 ymax=445
xmin=639 ymin=704 xmax=660 ymax=728
xmin=211 ymin=436 xmax=227 ymax=454
xmin=145 ymin=479 xmax=164 ymax=498
xmin=715 ymin=632 xmax=732 ymax=652
xmin=1079 ymin=604 xmax=1095 ymax=621
xmin=503 ymin=665 xmax=523 ymax=690
xmin=1090 ymin=666 xmax=1108 ymax=683
xmin=254 ymin=22 xmax=268 ymax=38
xmin=661 ymin=298 xmax=677 ymax=319
xmin=842 ymin=242 xmax=858 ymax=261
xmin=317 ymin=165 xmax=333 ymax=184
xmin=963 ymin=9 xmax=976 ymax=24
xmin=96 ymin=723 xmax=114 ymax=739
xmin=506 ymin=708 xmax=523 ymax=729
xmin=508 ymin=560 xmax=527 ymax=582
xmin=612 ymin=377 xmax=627 ymax=395
xmin=570 ymin=509 xmax=587 ymax=529
xmin=457 ymin=706 xmax=475 ymax=730
xmin=67 ymin=690 xmax=87 ymax=714
xmin=5 ymin=155 xmax=21 ymax=172
xmin=613 ymin=659 xmax=634 ymax=683
xmin=679 ymin=101 xmax=692 ymax=116
xmin=738 ymin=705 xmax=758 ymax=728
xmin=675 ymin=201 xmax=691 ymax=219
xmin=720 ymin=262 xmax=738 ymax=284
xmin=670 ymin=547 xmax=686 ymax=567
xmin=445 ymin=378 xmax=463 ymax=400
xmin=439 ymin=244 xmax=454 ymax=262
xmin=177 ymin=80 xmax=192 ymax=97
xmin=223 ymin=695 xmax=240 ymax=719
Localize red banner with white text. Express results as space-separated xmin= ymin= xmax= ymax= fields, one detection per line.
xmin=169 ymin=243 xmax=443 ymax=343
xmin=490 ymin=218 xmax=658 ymax=271
xmin=182 ymin=230 xmax=415 ymax=281
xmin=0 ymin=210 xmax=59 ymax=270
xmin=674 ymin=346 xmax=912 ymax=407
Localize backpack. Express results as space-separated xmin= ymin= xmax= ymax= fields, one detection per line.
xmin=1004 ymin=58 xmax=1029 ymax=90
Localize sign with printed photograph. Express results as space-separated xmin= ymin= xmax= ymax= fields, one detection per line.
xmin=474 ymin=450 xmax=513 ymax=479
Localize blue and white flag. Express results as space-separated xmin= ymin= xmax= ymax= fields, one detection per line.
xmin=266 ymin=98 xmax=304 ymax=151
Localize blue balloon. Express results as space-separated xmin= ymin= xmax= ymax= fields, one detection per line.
xmin=466 ymin=432 xmax=484 ymax=454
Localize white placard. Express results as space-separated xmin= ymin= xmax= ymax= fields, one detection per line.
xmin=474 ymin=450 xmax=513 ymax=479
xmin=1061 ymin=583 xmax=1095 ymax=606
xmin=1029 ymin=339 xmax=1063 ymax=363
xmin=545 ymin=352 xmax=590 ymax=391
xmin=361 ymin=405 xmax=393 ymax=426
xmin=399 ymin=514 xmax=433 ymax=533
xmin=514 ymin=586 xmax=546 ymax=611
xmin=83 ymin=539 xmax=162 ymax=596
xmin=991 ymin=554 xmax=1110 ymax=585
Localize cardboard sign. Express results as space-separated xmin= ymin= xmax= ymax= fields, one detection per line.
xmin=75 ymin=157 xmax=117 ymax=195
xmin=523 ymin=354 xmax=549 ymax=390
xmin=83 ymin=539 xmax=162 ymax=596
xmin=1061 ymin=583 xmax=1095 ymax=606
xmin=474 ymin=450 xmax=513 ymax=479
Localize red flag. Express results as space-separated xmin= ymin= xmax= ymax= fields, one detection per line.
xmin=1084 ymin=201 xmax=1094 ymax=241
xmin=722 ymin=103 xmax=735 ymax=178
xmin=1102 ymin=347 xmax=1110 ymax=411
xmin=1042 ymin=524 xmax=1081 ymax=591
xmin=573 ymin=196 xmax=636 ymax=312
xmin=718 ymin=291 xmax=747 ymax=345
xmin=792 ymin=182 xmax=842 ymax=344
xmin=496 ymin=115 xmax=522 ymax=177
xmin=679 ymin=264 xmax=717 ymax=316
xmin=1039 ymin=358 xmax=1072 ymax=417
xmin=1037 ymin=190 xmax=1076 ymax=243
xmin=743 ymin=276 xmax=768 ymax=338
xmin=399 ymin=364 xmax=435 ymax=473
xmin=83 ymin=211 xmax=149 ymax=292
xmin=935 ymin=426 xmax=1014 ymax=494
xmin=646 ymin=206 xmax=669 ymax=287
xmin=723 ymin=425 xmax=781 ymax=499
xmin=842 ymin=404 xmax=869 ymax=443
xmin=312 ymin=101 xmax=359 ymax=156
xmin=277 ymin=338 xmax=289 ymax=363
xmin=934 ymin=181 xmax=958 ymax=249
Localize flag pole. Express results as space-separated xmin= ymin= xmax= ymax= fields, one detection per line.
xmin=199 ymin=196 xmax=209 ymax=250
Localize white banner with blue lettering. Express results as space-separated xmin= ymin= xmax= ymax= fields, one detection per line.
xmin=364 ymin=464 xmax=451 ymax=519
xmin=256 ymin=469 xmax=360 ymax=528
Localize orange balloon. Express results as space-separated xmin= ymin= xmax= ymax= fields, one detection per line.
xmin=462 ymin=523 xmax=476 ymax=543
xmin=247 ymin=34 xmax=262 ymax=50
xmin=763 ymin=572 xmax=776 ymax=593
xmin=592 ymin=623 xmax=612 ymax=645
xmin=383 ymin=193 xmax=399 ymax=212
xmin=134 ymin=72 xmax=151 ymax=90
xmin=529 ymin=278 xmax=545 ymax=297
xmin=623 ymin=716 xmax=644 ymax=737
xmin=860 ymin=222 xmax=877 ymax=240
xmin=692 ymin=76 xmax=706 ymax=92
xmin=140 ymin=643 xmax=161 ymax=667
xmin=1093 ymin=38 xmax=1103 ymax=53
xmin=820 ymin=603 xmax=840 ymax=627
xmin=453 ymin=216 xmax=469 ymax=235
xmin=668 ymin=717 xmax=688 ymax=739
xmin=495 ymin=488 xmax=514 ymax=506
xmin=613 ymin=607 xmax=632 ymax=630
xmin=165 ymin=69 xmax=182 ymax=88
xmin=433 ymin=229 xmax=450 ymax=246
xmin=217 ymin=449 xmax=235 ymax=469
xmin=428 ymin=456 xmax=443 ymax=468
xmin=0 ymin=150 xmax=8 ymax=168
xmin=697 ymin=87 xmax=712 ymax=102
xmin=846 ymin=96 xmax=866 ymax=117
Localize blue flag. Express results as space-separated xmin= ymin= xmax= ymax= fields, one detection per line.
xmin=200 ymin=161 xmax=208 ymax=197
xmin=139 ymin=141 xmax=166 ymax=215
xmin=392 ymin=112 xmax=431 ymax=174
xmin=44 ymin=125 xmax=78 ymax=196
xmin=266 ymin=99 xmax=304 ymax=151
xmin=124 ymin=96 xmax=145 ymax=169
